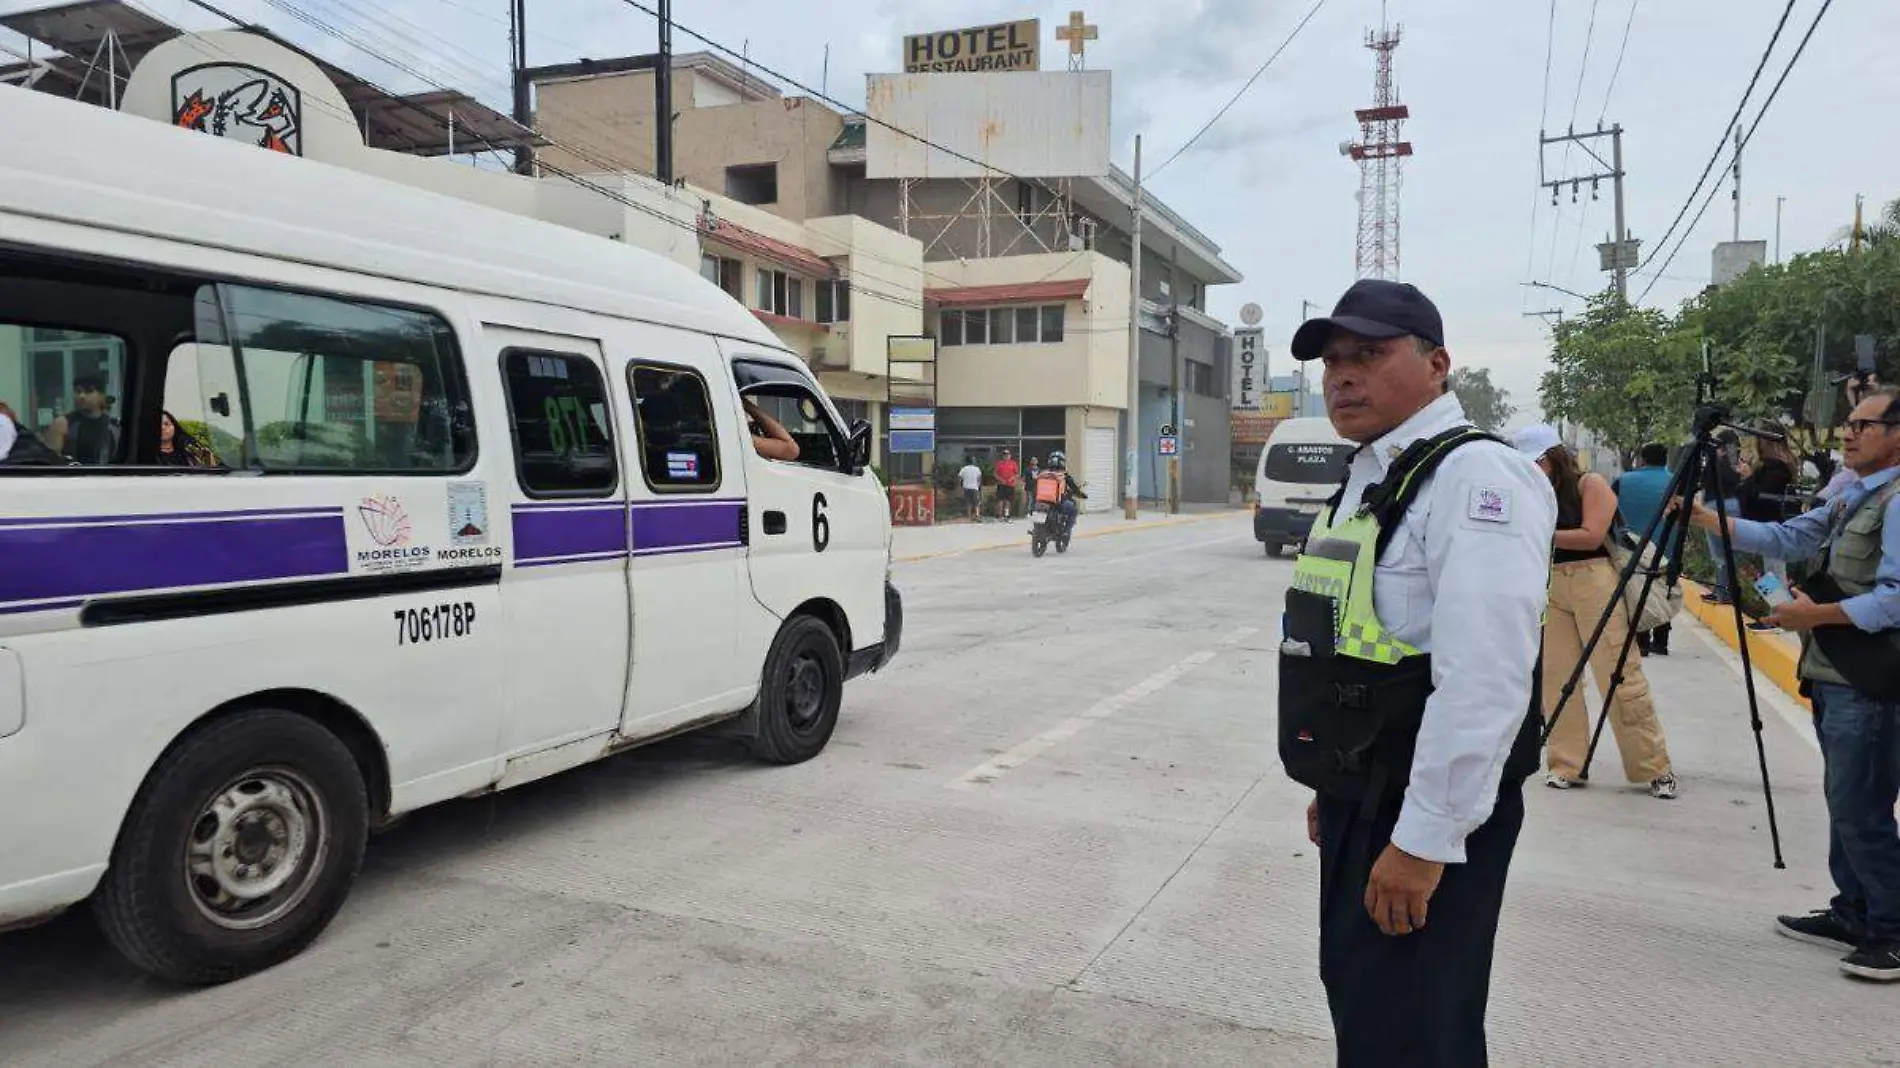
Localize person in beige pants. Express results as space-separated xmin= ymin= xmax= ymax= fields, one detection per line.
xmin=1513 ymin=425 xmax=1679 ymax=799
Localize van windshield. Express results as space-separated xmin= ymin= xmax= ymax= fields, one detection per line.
xmin=1263 ymin=442 xmax=1354 ymax=484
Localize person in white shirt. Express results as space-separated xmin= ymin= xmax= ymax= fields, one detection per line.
xmin=958 ymin=458 xmax=983 ymax=522
xmin=1281 ymin=279 xmax=1557 ymax=1067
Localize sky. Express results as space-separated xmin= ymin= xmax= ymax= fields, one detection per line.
xmin=6 ymin=0 xmax=1896 ymax=427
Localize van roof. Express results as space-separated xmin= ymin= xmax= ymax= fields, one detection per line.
xmin=0 ymin=87 xmax=786 ymax=350
xmin=1265 ymin=417 xmax=1349 ymax=440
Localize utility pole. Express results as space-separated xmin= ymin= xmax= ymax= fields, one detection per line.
xmin=1167 ymin=246 xmax=1182 ymax=516
xmin=509 ymin=0 xmax=532 ymax=175
xmin=655 ymin=0 xmax=674 ymax=184
xmin=1775 ymin=196 xmax=1786 ymax=263
xmin=1124 ymin=135 xmax=1142 ymax=521
xmin=1731 ymin=123 xmax=1743 ymax=242
xmin=1540 ymin=124 xmax=1634 ymax=299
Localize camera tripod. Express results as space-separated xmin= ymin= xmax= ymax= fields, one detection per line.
xmin=1540 ymin=391 xmax=1788 ymax=869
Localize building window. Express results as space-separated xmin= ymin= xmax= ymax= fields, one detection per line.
xmin=937 ymin=305 xmax=1066 ymax=347
xmin=702 ymin=254 xmax=742 ymax=300
xmin=725 ymin=163 xmax=778 ymax=205
xmin=1186 ymin=360 xmax=1220 ymax=399
xmin=502 ymin=349 xmax=617 ymax=497
xmin=755 ymin=268 xmax=806 ymax=319
xmin=1040 ymin=305 xmax=1065 ymax=343
xmin=815 ymin=280 xmax=851 ymax=324
xmin=990 ymin=307 xmax=1014 ymax=344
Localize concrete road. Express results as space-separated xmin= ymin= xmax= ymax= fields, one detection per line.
xmin=1 ymin=515 xmax=1892 ymax=1066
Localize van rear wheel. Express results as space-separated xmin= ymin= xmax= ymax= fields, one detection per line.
xmin=1264 ymin=541 xmax=1284 ymax=557
xmin=750 ymin=616 xmax=844 ymax=765
xmin=92 ymin=710 xmax=368 ymax=985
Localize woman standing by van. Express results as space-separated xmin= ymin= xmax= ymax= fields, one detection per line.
xmin=1513 ymin=425 xmax=1680 ymax=799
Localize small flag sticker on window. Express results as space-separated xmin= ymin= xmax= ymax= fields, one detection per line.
xmin=667 ymin=452 xmax=699 ymax=479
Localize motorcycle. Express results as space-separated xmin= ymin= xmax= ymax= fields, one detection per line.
xmin=1028 ymin=497 xmax=1075 ymax=557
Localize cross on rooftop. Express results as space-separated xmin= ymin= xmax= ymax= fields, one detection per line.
xmin=1055 ymin=10 xmax=1097 ymax=69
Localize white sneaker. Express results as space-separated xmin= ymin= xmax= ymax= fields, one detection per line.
xmin=1545 ymin=774 xmax=1577 ymax=790
xmin=1649 ymin=775 xmax=1680 ymax=800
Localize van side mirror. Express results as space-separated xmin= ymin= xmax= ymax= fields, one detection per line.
xmin=846 ymin=419 xmax=873 ymax=473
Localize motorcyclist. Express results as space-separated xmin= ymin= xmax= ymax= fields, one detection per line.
xmin=1034 ymin=450 xmax=1087 ymax=535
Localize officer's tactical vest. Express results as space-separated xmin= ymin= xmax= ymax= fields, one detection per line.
xmin=1279 ymin=426 xmax=1543 ymax=811
xmin=1800 ymin=476 xmax=1900 ymax=688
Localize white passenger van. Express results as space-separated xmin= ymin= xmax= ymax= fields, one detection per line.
xmin=0 ymin=90 xmax=899 ymax=982
xmin=1252 ymin=416 xmax=1355 ymax=557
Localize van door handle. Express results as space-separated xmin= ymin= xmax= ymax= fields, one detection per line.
xmin=763 ymin=511 xmax=788 ymax=535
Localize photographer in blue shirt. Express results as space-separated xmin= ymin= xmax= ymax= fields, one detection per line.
xmin=1684 ymin=390 xmax=1900 ymax=983
xmin=1613 ymin=442 xmax=1675 ymax=655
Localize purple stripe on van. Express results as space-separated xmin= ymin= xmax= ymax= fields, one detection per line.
xmin=0 ymin=506 xmax=341 ymax=529
xmin=630 ymin=500 xmax=744 ymax=554
xmin=511 ymin=503 xmax=627 ymax=563
xmin=0 ymin=512 xmax=347 ymax=604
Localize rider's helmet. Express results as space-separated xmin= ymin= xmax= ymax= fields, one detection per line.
xmin=1047 ymin=450 xmax=1068 ymax=470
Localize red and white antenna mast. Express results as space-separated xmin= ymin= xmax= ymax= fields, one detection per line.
xmin=1343 ymin=11 xmax=1412 ymax=280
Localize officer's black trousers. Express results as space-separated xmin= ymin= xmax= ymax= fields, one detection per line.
xmin=1317 ymin=784 xmax=1525 ymax=1068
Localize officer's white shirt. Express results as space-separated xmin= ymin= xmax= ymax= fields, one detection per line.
xmin=1331 ymin=392 xmax=1557 ymax=864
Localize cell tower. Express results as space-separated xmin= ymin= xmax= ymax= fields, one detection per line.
xmin=1342 ymin=17 xmax=1412 ymax=280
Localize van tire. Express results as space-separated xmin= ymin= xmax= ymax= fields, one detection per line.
xmin=93 ymin=710 xmax=369 ymax=985
xmin=749 ymin=616 xmax=844 ymax=765
xmin=1264 ymin=541 xmax=1283 ymax=558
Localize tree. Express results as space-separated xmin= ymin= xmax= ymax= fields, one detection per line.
xmin=1446 ymin=367 xmax=1516 ymax=431
xmin=1540 ymin=294 xmax=1698 ymax=456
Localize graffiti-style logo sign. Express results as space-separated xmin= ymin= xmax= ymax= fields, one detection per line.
xmin=172 ymin=63 xmax=303 ymax=156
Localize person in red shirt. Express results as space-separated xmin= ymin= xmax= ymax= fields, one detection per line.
xmin=994 ymin=449 xmax=1021 ymax=520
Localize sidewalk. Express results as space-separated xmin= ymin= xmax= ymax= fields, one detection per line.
xmin=892 ymin=506 xmax=1245 ymax=562
xmin=1682 ymin=580 xmax=1809 ymax=708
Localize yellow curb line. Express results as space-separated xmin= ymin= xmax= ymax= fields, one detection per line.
xmin=1680 ymin=579 xmax=1810 ymax=709
xmin=895 ymin=510 xmax=1243 ymax=564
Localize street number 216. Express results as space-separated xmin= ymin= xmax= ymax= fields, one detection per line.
xmin=395 ymin=602 xmax=477 ymax=645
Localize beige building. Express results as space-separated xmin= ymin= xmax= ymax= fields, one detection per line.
xmin=526 ymin=53 xmax=1242 ymax=507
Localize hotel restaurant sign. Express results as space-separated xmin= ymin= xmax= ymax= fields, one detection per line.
xmin=903 ymin=19 xmax=1041 ymax=73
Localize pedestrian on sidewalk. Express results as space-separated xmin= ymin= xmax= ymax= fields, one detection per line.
xmin=958 ymin=457 xmax=983 ymax=523
xmin=1515 ymin=425 xmax=1679 ymax=800
xmin=1615 ymin=442 xmax=1676 ymax=656
xmin=1739 ymin=429 xmax=1800 ymax=632
xmin=1683 ymin=388 xmax=1900 ymax=984
xmin=995 ymin=449 xmax=1020 ymax=520
xmin=1281 ymin=280 xmax=1555 ymax=1067
xmin=1702 ymin=430 xmax=1745 ymax=603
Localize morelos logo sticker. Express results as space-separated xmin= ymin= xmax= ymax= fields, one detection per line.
xmin=358 ymin=495 xmax=412 ymax=548
xmin=172 ymin=63 xmax=303 ymax=156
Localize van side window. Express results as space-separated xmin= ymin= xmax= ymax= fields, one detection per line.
xmin=0 ymin=324 xmax=129 ymax=466
xmin=628 ymin=363 xmax=721 ymax=492
xmin=216 ymin=286 xmax=475 ymax=473
xmin=731 ymin=359 xmax=847 ymax=472
xmin=502 ymin=350 xmax=617 ymax=496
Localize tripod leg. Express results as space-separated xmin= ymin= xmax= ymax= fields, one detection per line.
xmin=1711 ymin=490 xmax=1788 ymax=869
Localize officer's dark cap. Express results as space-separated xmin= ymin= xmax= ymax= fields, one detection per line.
xmin=1291 ymin=279 xmax=1446 ymax=362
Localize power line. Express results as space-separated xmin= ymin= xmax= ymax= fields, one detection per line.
xmin=1597 ymin=0 xmax=1641 ymax=123
xmin=1634 ymin=0 xmax=1797 ymax=275
xmin=1636 ymin=0 xmax=1833 ymax=302
xmin=1145 ymin=0 xmax=1328 ymax=180
xmin=1565 ymin=0 xmax=1604 ymax=133
xmin=1525 ymin=0 xmax=1560 ymax=291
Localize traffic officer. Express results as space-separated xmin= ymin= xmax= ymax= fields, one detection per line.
xmin=1281 ymin=279 xmax=1556 ymax=1066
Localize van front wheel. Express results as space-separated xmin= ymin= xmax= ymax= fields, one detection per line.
xmin=93 ymin=710 xmax=369 ymax=985
xmin=750 ymin=616 xmax=844 ymax=765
